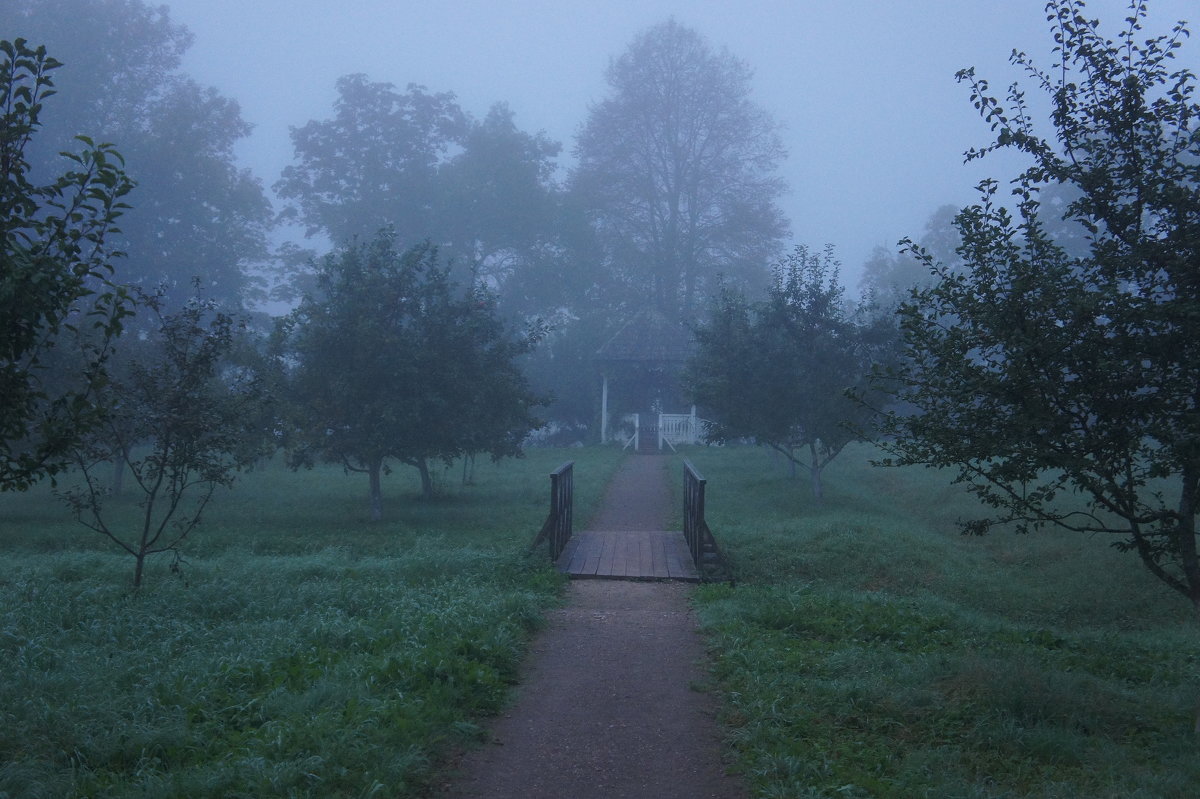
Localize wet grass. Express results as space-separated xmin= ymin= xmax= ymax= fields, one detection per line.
xmin=0 ymin=448 xmax=622 ymax=798
xmin=678 ymin=444 xmax=1200 ymax=799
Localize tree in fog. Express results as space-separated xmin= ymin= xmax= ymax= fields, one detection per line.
xmin=276 ymin=74 xmax=467 ymax=249
xmin=690 ymin=246 xmax=895 ymax=500
xmin=859 ymin=205 xmax=962 ymax=305
xmin=3 ymin=0 xmax=273 ymax=310
xmin=877 ymin=1 xmax=1200 ymax=616
xmin=276 ymin=78 xmax=565 ymax=299
xmin=1 ymin=38 xmax=134 ymax=491
xmin=571 ymin=19 xmax=788 ymax=322
xmin=60 ymin=290 xmax=268 ymax=588
xmin=435 ymin=103 xmax=564 ymax=291
xmin=284 ymin=234 xmax=543 ymax=517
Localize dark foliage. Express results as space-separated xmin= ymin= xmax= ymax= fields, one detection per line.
xmin=1 ymin=37 xmax=133 ymax=490
xmin=60 ymin=290 xmax=268 ymax=588
xmin=283 ymin=234 xmax=544 ymax=517
xmin=691 ymin=245 xmax=896 ymax=499
xmin=878 ymin=0 xmax=1200 ymax=613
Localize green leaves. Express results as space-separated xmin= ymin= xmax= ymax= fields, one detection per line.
xmin=284 ymin=234 xmax=543 ymax=512
xmin=881 ymin=1 xmax=1200 ymax=611
xmin=1 ymin=38 xmax=134 ymax=491
xmin=59 ymin=287 xmax=270 ymax=588
xmin=690 ymin=245 xmax=897 ymax=498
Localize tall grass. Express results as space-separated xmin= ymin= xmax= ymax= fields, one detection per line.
xmin=678 ymin=443 xmax=1200 ymax=799
xmin=0 ymin=448 xmax=622 ymax=798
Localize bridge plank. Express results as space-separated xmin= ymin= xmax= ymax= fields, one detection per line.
xmin=622 ymin=533 xmax=640 ymax=577
xmin=555 ymin=531 xmax=698 ymax=581
xmin=599 ymin=532 xmax=617 ymax=575
xmin=557 ymin=537 xmax=581 ymax=573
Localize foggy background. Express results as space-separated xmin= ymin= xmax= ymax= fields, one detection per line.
xmin=160 ymin=0 xmax=1198 ymax=284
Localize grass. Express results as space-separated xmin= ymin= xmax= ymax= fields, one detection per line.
xmin=0 ymin=447 xmax=623 ymax=798
xmin=7 ymin=442 xmax=1197 ymax=797
xmin=676 ymin=443 xmax=1200 ymax=799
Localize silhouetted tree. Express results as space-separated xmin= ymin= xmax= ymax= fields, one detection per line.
xmin=4 ymin=0 xmax=273 ymax=311
xmin=284 ymin=234 xmax=543 ymax=517
xmin=571 ymin=19 xmax=788 ymax=322
xmin=877 ymin=0 xmax=1200 ymax=616
xmin=276 ymin=74 xmax=467 ymax=249
xmin=276 ymin=79 xmax=569 ymax=305
xmin=859 ymin=205 xmax=963 ymax=305
xmin=436 ymin=103 xmax=563 ymax=290
xmin=1 ymin=38 xmax=134 ymax=491
xmin=60 ymin=290 xmax=268 ymax=588
xmin=691 ymin=246 xmax=895 ymax=499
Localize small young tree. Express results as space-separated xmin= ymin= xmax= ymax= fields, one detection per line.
xmin=877 ymin=1 xmax=1200 ymax=616
xmin=60 ymin=292 xmax=267 ymax=588
xmin=1 ymin=38 xmax=134 ymax=491
xmin=285 ymin=234 xmax=543 ymax=518
xmin=690 ymin=245 xmax=895 ymax=499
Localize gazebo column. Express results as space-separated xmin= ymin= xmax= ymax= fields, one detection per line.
xmin=600 ymin=373 xmax=609 ymax=443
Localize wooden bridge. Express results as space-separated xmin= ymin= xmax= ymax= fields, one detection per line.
xmin=556 ymin=530 xmax=700 ymax=580
xmin=531 ymin=458 xmax=731 ymax=583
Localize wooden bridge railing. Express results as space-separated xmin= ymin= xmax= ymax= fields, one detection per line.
xmin=530 ymin=461 xmax=574 ymax=561
xmin=683 ymin=459 xmax=733 ymax=583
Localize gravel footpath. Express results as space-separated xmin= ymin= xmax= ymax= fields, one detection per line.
xmin=440 ymin=455 xmax=744 ymax=799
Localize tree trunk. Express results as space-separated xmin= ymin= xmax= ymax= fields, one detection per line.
xmin=809 ymin=442 xmax=824 ymax=502
xmin=367 ymin=457 xmax=383 ymax=522
xmin=417 ymin=458 xmax=434 ymax=499
xmin=133 ymin=551 xmax=145 ymax=590
xmin=111 ymin=442 xmax=131 ymax=495
xmin=1176 ymin=465 xmax=1200 ymax=613
xmin=111 ymin=458 xmax=125 ymax=496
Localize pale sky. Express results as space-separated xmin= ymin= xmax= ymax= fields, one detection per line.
xmin=163 ymin=0 xmax=1198 ymax=286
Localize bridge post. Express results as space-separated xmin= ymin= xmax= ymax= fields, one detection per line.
xmin=600 ymin=374 xmax=609 ymax=443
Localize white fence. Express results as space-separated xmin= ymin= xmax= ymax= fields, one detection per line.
xmin=607 ymin=411 xmax=712 ymax=450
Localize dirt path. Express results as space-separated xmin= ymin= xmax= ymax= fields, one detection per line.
xmin=441 ymin=455 xmax=744 ymax=799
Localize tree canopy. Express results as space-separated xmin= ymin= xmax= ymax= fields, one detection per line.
xmin=878 ymin=0 xmax=1200 ymax=613
xmin=858 ymin=205 xmax=963 ymax=305
xmin=3 ymin=0 xmax=273 ymax=311
xmin=284 ymin=234 xmax=543 ymax=517
xmin=1 ymin=37 xmax=134 ymax=491
xmin=571 ymin=18 xmax=788 ymax=322
xmin=690 ymin=245 xmax=894 ymax=499
xmin=275 ymin=77 xmax=566 ymax=304
xmin=276 ymin=74 xmax=467 ymax=249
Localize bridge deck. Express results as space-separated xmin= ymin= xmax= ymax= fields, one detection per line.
xmin=555 ymin=530 xmax=699 ymax=581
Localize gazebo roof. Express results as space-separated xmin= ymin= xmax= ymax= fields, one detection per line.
xmin=595 ymin=309 xmax=693 ymax=364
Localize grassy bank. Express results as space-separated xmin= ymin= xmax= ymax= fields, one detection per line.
xmin=680 ymin=444 xmax=1199 ymax=798
xmin=0 ymin=448 xmax=621 ymax=798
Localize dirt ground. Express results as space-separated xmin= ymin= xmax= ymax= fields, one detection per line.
xmin=439 ymin=455 xmax=745 ymax=799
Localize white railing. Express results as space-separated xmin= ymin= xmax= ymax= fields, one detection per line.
xmin=659 ymin=413 xmax=704 ymax=449
xmin=619 ymin=413 xmax=640 ymax=450
xmin=606 ymin=411 xmax=714 ymax=450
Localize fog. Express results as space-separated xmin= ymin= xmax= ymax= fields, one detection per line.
xmin=160 ymin=0 xmax=1197 ymax=285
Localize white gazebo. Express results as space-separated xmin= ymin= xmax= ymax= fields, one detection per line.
xmin=594 ymin=309 xmax=703 ymax=451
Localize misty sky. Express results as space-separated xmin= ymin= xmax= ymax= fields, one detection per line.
xmin=163 ymin=0 xmax=1197 ymax=287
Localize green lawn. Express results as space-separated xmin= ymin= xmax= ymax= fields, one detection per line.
xmin=0 ymin=448 xmax=622 ymax=798
xmin=6 ymin=443 xmax=1197 ymax=797
xmin=678 ymin=443 xmax=1200 ymax=798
